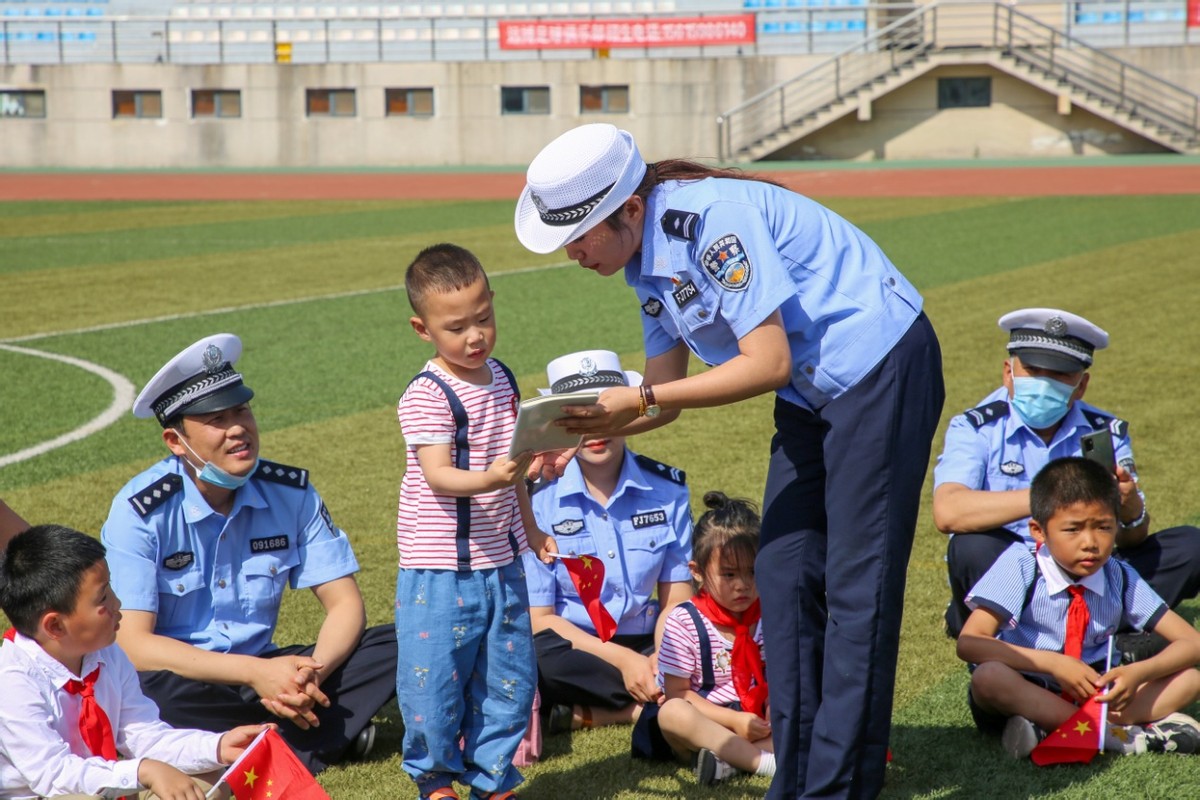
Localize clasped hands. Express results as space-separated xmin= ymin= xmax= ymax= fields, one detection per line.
xmin=252 ymin=655 xmax=331 ymax=730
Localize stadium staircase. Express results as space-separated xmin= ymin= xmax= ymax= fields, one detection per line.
xmin=716 ymin=0 xmax=1200 ymax=159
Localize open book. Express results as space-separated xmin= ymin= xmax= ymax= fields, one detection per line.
xmin=508 ymin=390 xmax=599 ymax=459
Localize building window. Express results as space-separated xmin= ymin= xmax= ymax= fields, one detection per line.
xmin=937 ymin=77 xmax=991 ymax=109
xmin=306 ymin=88 xmax=356 ymax=117
xmin=0 ymin=90 xmax=46 ymax=118
xmin=386 ymin=87 xmax=434 ymax=117
xmin=112 ymin=90 xmax=162 ymax=119
xmin=501 ymin=86 xmax=550 ymax=115
xmin=192 ymin=89 xmax=241 ymax=119
xmin=580 ymin=85 xmax=629 ymax=114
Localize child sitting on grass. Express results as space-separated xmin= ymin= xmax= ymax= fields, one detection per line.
xmin=652 ymin=492 xmax=775 ymax=786
xmin=0 ymin=525 xmax=269 ymax=799
xmin=957 ymin=457 xmax=1200 ymax=758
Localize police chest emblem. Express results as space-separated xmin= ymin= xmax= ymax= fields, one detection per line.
xmin=553 ymin=519 xmax=584 ymax=536
xmin=631 ymin=509 xmax=667 ymax=529
xmin=1001 ymin=461 xmax=1024 ymax=476
xmin=673 ymin=280 xmax=699 ymax=308
xmin=701 ymin=234 xmax=752 ymax=291
xmin=250 ymin=535 xmax=289 ymax=554
xmin=163 ymin=551 xmax=194 ymax=570
xmin=642 ymin=298 xmax=663 ymax=317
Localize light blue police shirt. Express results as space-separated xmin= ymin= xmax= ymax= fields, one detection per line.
xmin=933 ymin=387 xmax=1136 ymax=546
xmin=967 ymin=542 xmax=1167 ymax=665
xmin=523 ymin=450 xmax=693 ymax=636
xmin=627 ymin=178 xmax=923 ymax=410
xmin=101 ymin=456 xmax=360 ymax=656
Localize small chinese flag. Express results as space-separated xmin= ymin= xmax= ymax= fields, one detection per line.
xmin=216 ymin=729 xmax=331 ymax=800
xmin=1030 ymin=697 xmax=1104 ymax=766
xmin=560 ymin=555 xmax=618 ymax=642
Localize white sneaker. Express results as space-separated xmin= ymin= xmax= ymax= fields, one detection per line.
xmin=1001 ymin=715 xmax=1045 ymax=759
xmin=695 ymin=748 xmax=739 ymax=785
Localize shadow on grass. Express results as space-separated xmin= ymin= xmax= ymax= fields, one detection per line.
xmin=885 ymin=721 xmax=1116 ymax=799
xmin=524 ymin=735 xmax=770 ymax=799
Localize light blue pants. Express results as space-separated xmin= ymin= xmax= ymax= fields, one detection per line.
xmin=395 ymin=562 xmax=535 ymax=797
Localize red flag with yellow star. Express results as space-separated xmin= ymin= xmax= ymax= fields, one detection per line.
xmin=559 ymin=555 xmax=618 ymax=642
xmin=1030 ymin=697 xmax=1104 ymax=766
xmin=217 ymin=729 xmax=330 ymax=800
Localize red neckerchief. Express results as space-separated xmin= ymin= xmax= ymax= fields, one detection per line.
xmin=64 ymin=665 xmax=119 ymax=762
xmin=690 ymin=590 xmax=768 ymax=718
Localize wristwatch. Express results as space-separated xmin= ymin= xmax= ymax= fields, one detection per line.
xmin=640 ymin=385 xmax=661 ymax=419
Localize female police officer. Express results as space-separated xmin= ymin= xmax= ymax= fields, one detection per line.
xmin=515 ymin=124 xmax=944 ymax=799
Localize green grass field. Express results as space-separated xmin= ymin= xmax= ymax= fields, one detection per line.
xmin=2 ymin=190 xmax=1200 ymax=799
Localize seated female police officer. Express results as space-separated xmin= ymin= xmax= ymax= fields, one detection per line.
xmin=523 ymin=350 xmax=694 ymax=732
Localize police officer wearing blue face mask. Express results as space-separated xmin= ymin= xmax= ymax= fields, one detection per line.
xmin=934 ymin=308 xmax=1200 ymax=644
xmin=101 ymin=334 xmax=397 ymax=775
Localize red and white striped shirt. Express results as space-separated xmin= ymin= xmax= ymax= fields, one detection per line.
xmin=658 ymin=603 xmax=765 ymax=707
xmin=396 ymin=359 xmax=526 ymax=570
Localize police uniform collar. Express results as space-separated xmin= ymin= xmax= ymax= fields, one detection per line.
xmin=1036 ymin=544 xmax=1107 ymax=598
xmin=641 ymin=183 xmax=680 ymax=280
xmin=174 ymin=455 xmax=269 ymax=521
xmin=618 ymin=449 xmax=659 ymax=496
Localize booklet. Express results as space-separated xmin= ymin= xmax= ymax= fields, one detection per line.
xmin=508 ymin=390 xmax=600 ymax=459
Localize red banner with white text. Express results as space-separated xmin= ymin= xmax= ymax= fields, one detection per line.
xmin=1188 ymin=0 xmax=1200 ymax=27
xmin=499 ymin=15 xmax=756 ymax=49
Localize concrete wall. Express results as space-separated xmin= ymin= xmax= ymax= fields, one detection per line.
xmin=0 ymin=55 xmax=821 ymax=168
xmin=0 ymin=44 xmax=1194 ymax=167
xmin=774 ymin=64 xmax=1174 ymax=161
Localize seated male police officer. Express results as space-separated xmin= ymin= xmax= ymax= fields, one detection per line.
xmin=101 ymin=334 xmax=396 ymax=774
xmin=934 ymin=308 xmax=1200 ymax=641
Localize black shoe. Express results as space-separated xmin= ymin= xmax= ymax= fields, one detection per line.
xmin=1116 ymin=631 xmax=1169 ymax=665
xmin=346 ymin=723 xmax=376 ymax=761
xmin=694 ymin=747 xmax=738 ymax=785
xmin=1142 ymin=713 xmax=1200 ymax=754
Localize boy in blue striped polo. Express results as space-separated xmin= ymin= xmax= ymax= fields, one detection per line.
xmin=957 ymin=457 xmax=1200 ymax=758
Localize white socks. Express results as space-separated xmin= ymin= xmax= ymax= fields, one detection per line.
xmin=755 ymin=751 xmax=777 ymax=777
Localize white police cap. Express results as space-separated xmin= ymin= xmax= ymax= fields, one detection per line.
xmin=132 ymin=333 xmax=255 ymax=427
xmin=539 ymin=349 xmax=643 ymax=396
xmin=999 ymin=308 xmax=1109 ymax=373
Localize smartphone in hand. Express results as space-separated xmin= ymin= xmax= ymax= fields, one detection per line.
xmin=1081 ymin=429 xmax=1116 ymax=472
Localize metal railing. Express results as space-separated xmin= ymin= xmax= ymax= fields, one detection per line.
xmin=715 ymin=1 xmax=1200 ymax=159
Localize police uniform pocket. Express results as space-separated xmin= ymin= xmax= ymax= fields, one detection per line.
xmin=556 ymin=534 xmax=599 ymax=597
xmin=156 ymin=569 xmax=207 ymax=633
xmin=676 ymin=288 xmax=719 ymax=335
xmin=241 ymin=549 xmax=300 ymax=615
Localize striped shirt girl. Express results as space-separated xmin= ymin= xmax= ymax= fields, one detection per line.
xmin=658 ymin=602 xmax=765 ymax=707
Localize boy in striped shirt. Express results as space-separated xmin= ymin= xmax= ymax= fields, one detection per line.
xmin=395 ymin=244 xmax=557 ymax=800
xmin=957 ymin=457 xmax=1200 ymax=759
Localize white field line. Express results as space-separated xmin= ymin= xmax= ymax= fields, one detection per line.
xmin=0 ymin=343 xmax=137 ymax=468
xmin=0 ymin=261 xmax=574 ymax=345
xmin=0 ymin=260 xmax=573 ymax=468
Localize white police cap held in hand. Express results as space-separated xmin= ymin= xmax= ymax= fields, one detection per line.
xmin=540 ymin=349 xmax=643 ymax=396
xmin=515 ymin=124 xmax=648 ymax=255
xmin=132 ymin=333 xmax=255 ymax=427
xmin=999 ymin=308 xmax=1109 ymax=373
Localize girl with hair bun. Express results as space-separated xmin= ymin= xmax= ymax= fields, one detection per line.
xmin=647 ymin=491 xmax=774 ymax=787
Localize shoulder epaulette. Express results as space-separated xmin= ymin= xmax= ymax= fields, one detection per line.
xmin=661 ymin=209 xmax=700 ymax=241
xmin=964 ymin=400 xmax=1009 ymax=430
xmin=127 ymin=473 xmax=184 ymax=518
xmin=634 ymin=453 xmax=686 ymax=485
xmin=1083 ymin=410 xmax=1128 ymax=439
xmin=254 ymin=460 xmax=309 ymax=489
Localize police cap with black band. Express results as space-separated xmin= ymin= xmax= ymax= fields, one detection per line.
xmin=132 ymin=333 xmax=255 ymax=427
xmin=999 ymin=308 xmax=1109 ymax=374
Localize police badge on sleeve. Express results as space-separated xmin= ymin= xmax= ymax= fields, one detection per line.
xmin=701 ymin=234 xmax=752 ymax=291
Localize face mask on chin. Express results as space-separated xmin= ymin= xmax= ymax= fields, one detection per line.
xmin=175 ymin=434 xmax=258 ymax=490
xmin=1010 ymin=374 xmax=1077 ymax=430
